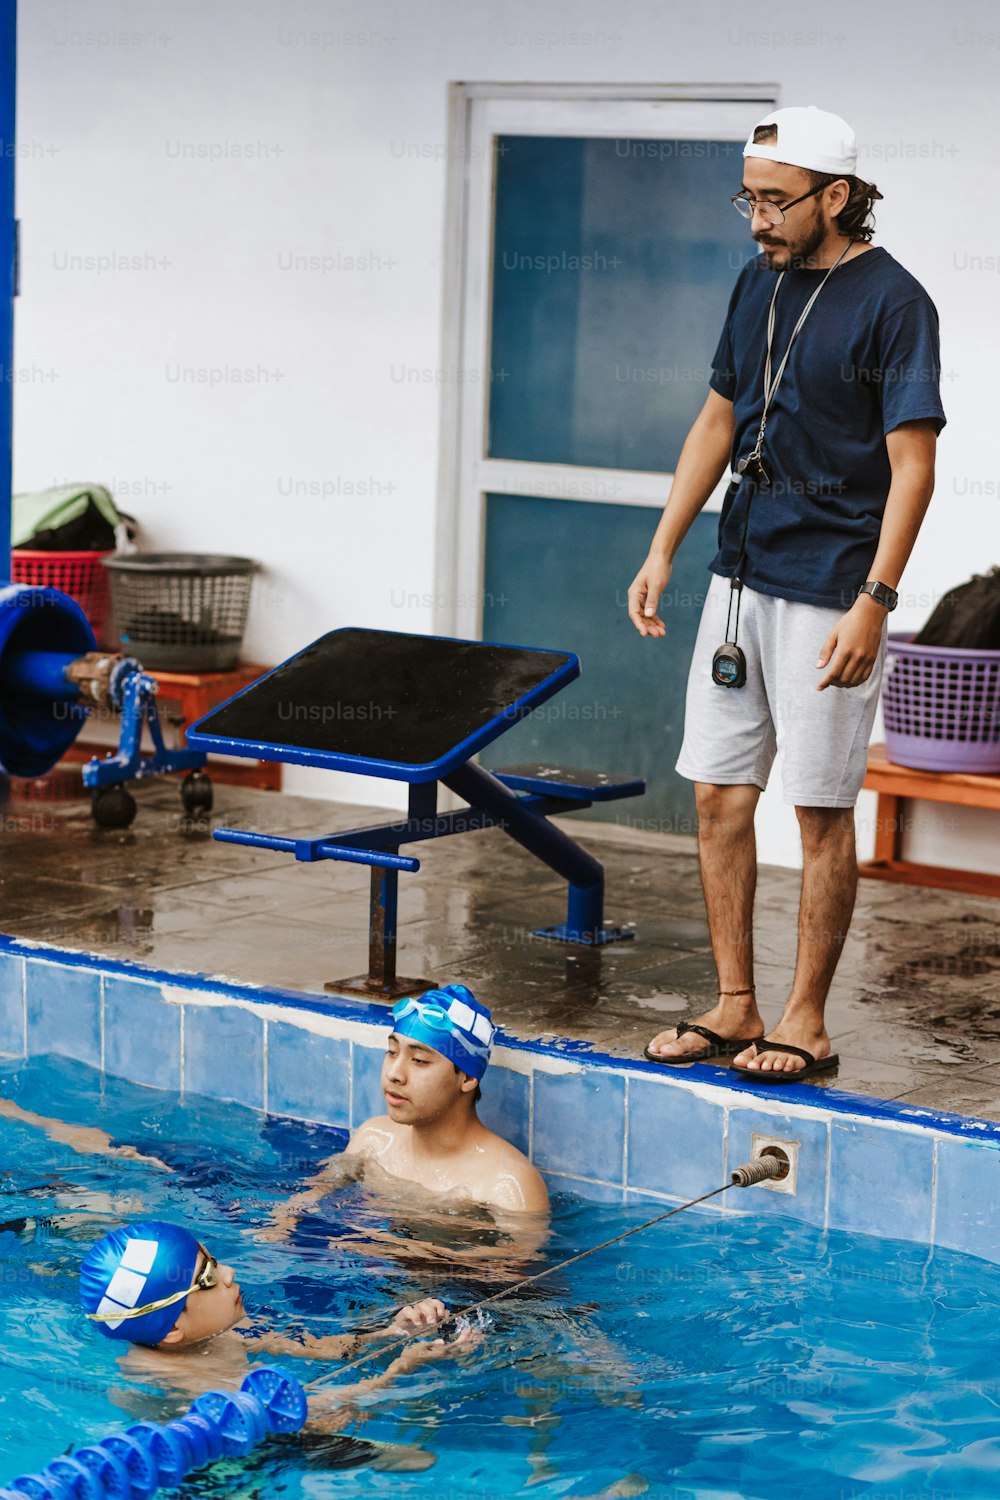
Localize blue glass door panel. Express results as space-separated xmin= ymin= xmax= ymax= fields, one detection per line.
xmin=488 ymin=135 xmax=748 ymax=472
xmin=482 ymin=495 xmax=718 ymax=832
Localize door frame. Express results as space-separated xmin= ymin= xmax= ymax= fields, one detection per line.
xmin=435 ymin=82 xmax=778 ymax=640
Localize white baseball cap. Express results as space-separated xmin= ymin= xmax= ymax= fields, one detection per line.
xmin=743 ymin=106 xmax=857 ymax=177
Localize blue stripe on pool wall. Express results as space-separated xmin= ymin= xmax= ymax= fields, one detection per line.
xmin=827 ymin=1119 xmax=935 ymax=1244
xmin=532 ymin=1070 xmax=626 ymax=1184
xmin=0 ymin=948 xmax=24 ymax=1056
xmin=350 ymin=1042 xmax=387 ymax=1129
xmin=8 ymin=934 xmax=1000 ymax=1266
xmin=103 ymin=976 xmax=181 ymax=1093
xmin=478 ymin=1064 xmax=531 ymax=1160
xmin=25 ymin=959 xmax=101 ymax=1069
xmin=183 ymin=1003 xmax=264 ymax=1110
xmin=266 ymin=1021 xmax=350 ymax=1128
xmin=932 ymin=1137 xmax=1000 ymax=1263
xmin=627 ymin=1075 xmax=725 ymax=1202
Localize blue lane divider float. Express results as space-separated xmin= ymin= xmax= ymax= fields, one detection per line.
xmin=0 ymin=1366 xmax=307 ymax=1500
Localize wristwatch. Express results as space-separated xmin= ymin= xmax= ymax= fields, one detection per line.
xmin=858 ymin=580 xmax=899 ymax=611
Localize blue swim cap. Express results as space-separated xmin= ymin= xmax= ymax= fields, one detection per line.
xmin=79 ymin=1221 xmax=200 ymax=1346
xmin=391 ymin=984 xmax=495 ymax=1081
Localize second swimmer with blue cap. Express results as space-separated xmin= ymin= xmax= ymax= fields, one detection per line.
xmin=78 ymin=1218 xmax=478 ymax=1418
xmin=268 ymin=984 xmax=549 ymax=1240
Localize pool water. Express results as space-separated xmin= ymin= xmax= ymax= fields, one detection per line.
xmin=2 ymin=1054 xmax=1000 ymax=1499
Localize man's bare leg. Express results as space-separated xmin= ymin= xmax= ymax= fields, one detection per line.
xmin=732 ymin=805 xmax=856 ymax=1075
xmin=646 ymin=782 xmax=764 ymax=1058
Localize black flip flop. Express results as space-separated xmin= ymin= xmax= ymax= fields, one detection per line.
xmin=729 ymin=1039 xmax=839 ymax=1084
xmin=643 ymin=1022 xmax=765 ymax=1066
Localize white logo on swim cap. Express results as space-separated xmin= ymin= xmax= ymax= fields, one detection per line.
xmin=93 ymin=1236 xmax=159 ymax=1330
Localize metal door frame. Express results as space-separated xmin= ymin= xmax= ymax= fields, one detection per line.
xmin=435 ymin=82 xmax=778 ymax=640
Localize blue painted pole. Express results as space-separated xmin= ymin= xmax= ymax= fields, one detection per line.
xmin=444 ymin=760 xmax=607 ymax=939
xmin=0 ymin=0 xmax=15 ymax=579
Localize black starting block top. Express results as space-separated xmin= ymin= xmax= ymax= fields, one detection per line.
xmin=187 ymin=628 xmax=579 ymax=783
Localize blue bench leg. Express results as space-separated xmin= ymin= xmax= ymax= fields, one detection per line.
xmin=443 ymin=762 xmax=633 ymax=946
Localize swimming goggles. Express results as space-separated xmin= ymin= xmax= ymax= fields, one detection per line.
xmin=87 ymin=1245 xmax=220 ymax=1323
xmin=391 ymin=995 xmax=494 ymax=1054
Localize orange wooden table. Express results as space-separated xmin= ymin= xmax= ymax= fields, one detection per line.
xmin=66 ymin=662 xmax=281 ymax=791
xmin=860 ymin=743 xmax=1000 ymax=899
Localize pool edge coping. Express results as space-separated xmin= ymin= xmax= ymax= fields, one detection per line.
xmin=4 ymin=933 xmax=998 ymax=1146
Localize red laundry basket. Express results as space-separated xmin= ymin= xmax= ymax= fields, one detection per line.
xmin=10 ymin=549 xmax=113 ymax=640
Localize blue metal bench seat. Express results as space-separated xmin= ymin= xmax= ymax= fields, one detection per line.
xmin=492 ymin=764 xmax=646 ymax=803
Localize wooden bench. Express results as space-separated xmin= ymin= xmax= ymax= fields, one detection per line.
xmin=859 ymin=743 xmax=1000 ymax=899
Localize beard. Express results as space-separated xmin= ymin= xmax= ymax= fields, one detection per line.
xmin=755 ymin=207 xmax=829 ymax=271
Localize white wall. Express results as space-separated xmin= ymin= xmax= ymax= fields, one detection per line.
xmin=13 ymin=0 xmax=1000 ymax=866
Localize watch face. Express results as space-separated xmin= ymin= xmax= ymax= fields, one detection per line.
xmin=864 ymin=582 xmax=897 ymax=610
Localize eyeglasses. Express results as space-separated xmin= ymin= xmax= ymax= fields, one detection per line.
xmin=391 ymin=996 xmax=494 ymax=1051
xmin=87 ymin=1245 xmax=220 ymax=1324
xmin=731 ymin=182 xmax=828 ymax=226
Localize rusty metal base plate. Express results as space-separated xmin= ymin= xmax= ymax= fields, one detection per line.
xmin=325 ymin=974 xmax=434 ymax=1001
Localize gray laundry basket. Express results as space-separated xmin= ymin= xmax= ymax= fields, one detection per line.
xmin=103 ymin=553 xmax=258 ymax=671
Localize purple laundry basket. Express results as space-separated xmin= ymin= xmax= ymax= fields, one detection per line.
xmin=882 ymin=634 xmax=1000 ymax=773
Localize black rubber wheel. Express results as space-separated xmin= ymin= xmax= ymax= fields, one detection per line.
xmin=181 ymin=770 xmax=213 ymax=816
xmin=92 ymin=785 xmax=137 ymax=829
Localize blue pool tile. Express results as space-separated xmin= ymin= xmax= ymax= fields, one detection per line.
xmin=0 ymin=950 xmax=24 ymax=1056
xmin=25 ymin=960 xmax=101 ymax=1068
xmin=532 ymin=1069 xmax=626 ymax=1184
xmin=725 ymin=1104 xmax=830 ymax=1227
xmin=267 ymin=1022 xmax=349 ymax=1128
xmin=104 ymin=977 xmax=181 ymax=1091
xmin=478 ymin=1066 xmax=530 ymax=1158
xmin=543 ymin=1171 xmax=624 ymax=1205
xmin=183 ymin=1004 xmax=263 ymax=1109
xmin=351 ymin=1043 xmax=386 ymax=1128
xmin=934 ymin=1137 xmax=1000 ymax=1263
xmin=827 ymin=1120 xmax=934 ymax=1242
xmin=627 ymin=1077 xmax=725 ymax=1202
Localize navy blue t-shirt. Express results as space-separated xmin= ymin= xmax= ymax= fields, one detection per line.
xmin=708 ymin=245 xmax=946 ymax=608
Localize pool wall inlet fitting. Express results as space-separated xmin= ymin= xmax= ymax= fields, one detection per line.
xmin=746 ymin=1137 xmax=799 ymax=1195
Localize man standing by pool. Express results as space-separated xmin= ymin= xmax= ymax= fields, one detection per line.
xmin=628 ymin=106 xmax=945 ymax=1081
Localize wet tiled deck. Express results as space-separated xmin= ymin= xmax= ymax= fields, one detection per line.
xmin=2 ymin=777 xmax=999 ymax=1118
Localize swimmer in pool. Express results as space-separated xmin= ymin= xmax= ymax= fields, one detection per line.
xmin=266 ymin=986 xmax=548 ymax=1243
xmin=79 ymin=1219 xmax=477 ymax=1425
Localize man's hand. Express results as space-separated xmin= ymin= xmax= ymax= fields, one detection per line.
xmin=815 ymin=598 xmax=887 ymax=690
xmin=387 ymin=1325 xmax=481 ymax=1378
xmin=386 ymin=1298 xmax=448 ymax=1337
xmin=627 ymin=557 xmax=672 ymax=638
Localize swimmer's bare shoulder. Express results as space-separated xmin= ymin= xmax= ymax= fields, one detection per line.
xmin=344 ymin=1115 xmax=406 ymax=1164
xmin=475 ymin=1126 xmax=549 ymax=1214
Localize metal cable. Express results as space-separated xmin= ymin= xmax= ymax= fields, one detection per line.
xmin=305 ymin=1153 xmax=785 ymax=1390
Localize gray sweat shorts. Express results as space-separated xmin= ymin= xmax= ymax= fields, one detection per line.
xmin=675 ymin=573 xmax=887 ymax=808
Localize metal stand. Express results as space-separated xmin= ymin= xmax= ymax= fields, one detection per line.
xmin=327 ymin=861 xmax=433 ymax=1000
xmin=442 ymin=762 xmax=633 ymax=945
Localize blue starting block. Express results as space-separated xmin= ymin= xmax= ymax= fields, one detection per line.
xmin=187 ymin=628 xmax=645 ymax=997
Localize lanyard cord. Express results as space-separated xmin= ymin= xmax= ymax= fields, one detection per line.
xmin=728 ymin=238 xmax=856 ymax=642
xmin=749 ymin=236 xmax=855 ymax=465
